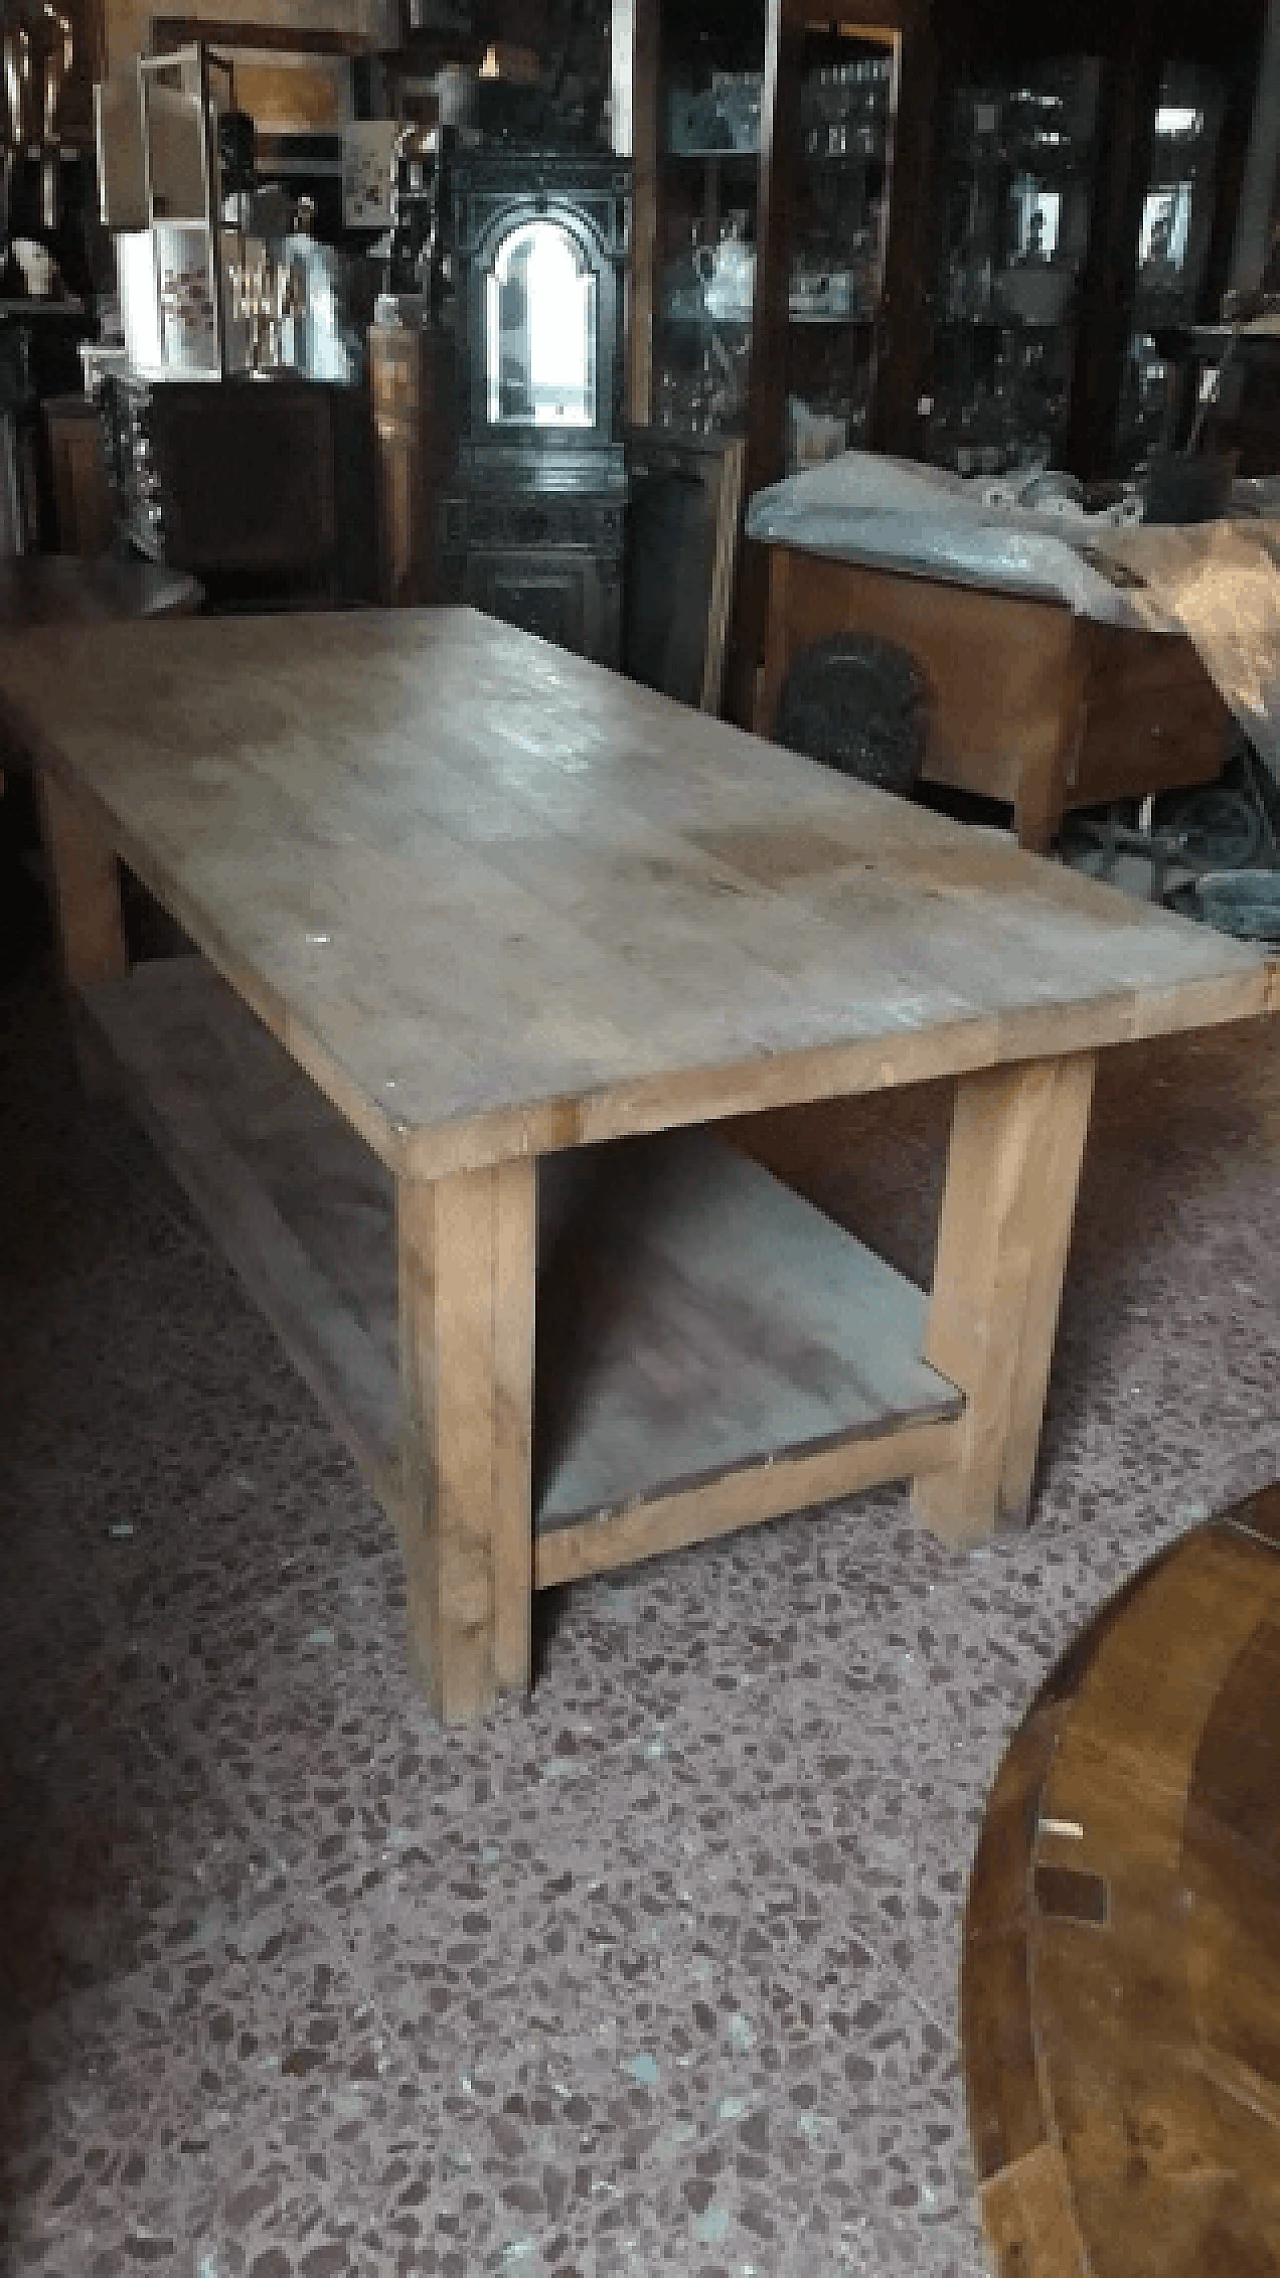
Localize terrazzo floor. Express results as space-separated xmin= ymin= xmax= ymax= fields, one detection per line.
xmin=2 ymin=948 xmax=1278 ymax=2278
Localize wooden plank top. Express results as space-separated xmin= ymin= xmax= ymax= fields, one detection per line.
xmin=964 ymin=1488 xmax=1280 ymax=2277
xmin=1 ymin=607 xmax=1272 ymax=1176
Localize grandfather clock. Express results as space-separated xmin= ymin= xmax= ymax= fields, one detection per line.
xmin=440 ymin=149 xmax=630 ymax=667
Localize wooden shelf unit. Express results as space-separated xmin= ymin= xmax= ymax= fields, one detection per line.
xmin=85 ymin=955 xmax=964 ymax=1589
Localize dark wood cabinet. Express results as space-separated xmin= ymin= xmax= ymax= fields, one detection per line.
xmin=101 ymin=375 xmax=375 ymax=607
xmin=44 ymin=392 xmax=113 ymax=555
xmin=440 ymin=148 xmax=630 ymax=668
xmin=442 ymin=481 xmax=624 ymax=661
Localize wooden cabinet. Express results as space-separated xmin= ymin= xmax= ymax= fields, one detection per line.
xmin=625 ymin=0 xmax=1267 ymax=715
xmin=755 ymin=542 xmax=1232 ymax=850
xmin=441 ymin=485 xmax=625 ymax=664
xmin=369 ymin=325 xmax=455 ymax=606
xmin=100 ymin=374 xmax=374 ymax=605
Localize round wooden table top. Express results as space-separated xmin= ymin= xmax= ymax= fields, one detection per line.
xmin=963 ymin=1483 xmax=1280 ymax=2277
xmin=0 ymin=556 xmax=203 ymax=626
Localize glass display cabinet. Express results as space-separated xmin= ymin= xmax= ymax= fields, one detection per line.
xmin=1114 ymin=62 xmax=1231 ymax=471
xmin=624 ymin=0 xmax=1268 ymax=714
xmin=925 ymin=58 xmax=1101 ymax=476
xmin=782 ymin=24 xmax=895 ymax=470
xmin=641 ymin=0 xmax=766 ymax=445
xmin=639 ymin=2 xmax=899 ymax=471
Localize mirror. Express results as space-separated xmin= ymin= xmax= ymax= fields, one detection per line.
xmin=486 ymin=219 xmax=597 ymax=428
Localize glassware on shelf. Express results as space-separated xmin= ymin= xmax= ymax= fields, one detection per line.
xmin=660 ymin=216 xmax=712 ymax=321
xmin=927 ymin=57 xmax=1099 ymax=475
xmin=655 ymin=315 xmax=750 ymax=439
xmin=790 ymin=253 xmax=859 ymax=320
xmin=660 ymin=213 xmax=756 ymax=328
xmin=667 ymin=71 xmax=762 ymax=156
xmin=925 ymin=323 xmax=1069 ymax=478
xmin=790 ymin=58 xmax=889 ymax=324
xmin=702 ymin=209 xmax=756 ymax=322
xmin=800 ymin=54 xmax=891 ymax=163
xmin=710 ymin=71 xmax=762 ymax=153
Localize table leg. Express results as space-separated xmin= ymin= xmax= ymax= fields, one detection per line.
xmin=397 ymin=1157 xmax=536 ymax=1724
xmin=38 ymin=771 xmax=127 ymax=986
xmin=37 ymin=771 xmax=128 ymax=1090
xmin=913 ymin=1052 xmax=1095 ymax=1544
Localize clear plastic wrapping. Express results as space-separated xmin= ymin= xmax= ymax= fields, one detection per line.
xmin=744 ymin=452 xmax=1148 ymax=626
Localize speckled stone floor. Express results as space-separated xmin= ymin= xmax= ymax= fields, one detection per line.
xmin=2 ymin=950 xmax=1278 ymax=2278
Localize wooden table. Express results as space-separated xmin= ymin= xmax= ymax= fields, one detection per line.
xmin=0 ymin=558 xmax=201 ymax=801
xmin=964 ymin=1482 xmax=1280 ymax=2276
xmin=755 ymin=543 xmax=1233 ymax=853
xmin=2 ymin=608 xmax=1272 ymax=1724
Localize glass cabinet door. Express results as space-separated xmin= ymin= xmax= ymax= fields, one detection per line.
xmin=782 ymin=21 xmax=896 ymax=472
xmin=924 ymin=56 xmax=1100 ymax=477
xmin=651 ymin=4 xmax=765 ymax=442
xmin=1113 ymin=63 xmax=1228 ymax=473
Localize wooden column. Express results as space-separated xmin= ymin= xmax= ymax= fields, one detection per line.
xmin=913 ymin=1052 xmax=1095 ymax=1544
xmin=397 ymin=1157 xmax=536 ymax=1725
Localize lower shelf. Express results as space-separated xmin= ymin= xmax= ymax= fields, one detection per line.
xmin=84 ymin=956 xmax=963 ymax=1576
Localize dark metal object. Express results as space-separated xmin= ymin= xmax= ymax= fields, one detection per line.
xmin=1196 ymin=870 xmax=1280 ymax=940
xmin=1155 ymin=786 xmax=1265 ymax=870
xmin=1070 ymin=746 xmax=1280 ymax=915
xmin=1140 ymin=449 xmax=1238 ymax=525
xmin=1070 ymin=814 xmax=1195 ymax=905
xmin=773 ymin=635 xmax=928 ymax=798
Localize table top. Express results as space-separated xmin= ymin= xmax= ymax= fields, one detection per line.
xmin=964 ymin=1484 xmax=1280 ymax=2276
xmin=0 ymin=607 xmax=1271 ymax=1178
